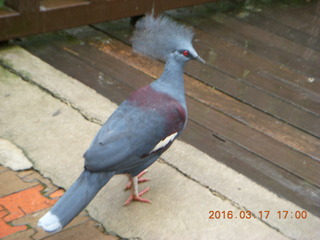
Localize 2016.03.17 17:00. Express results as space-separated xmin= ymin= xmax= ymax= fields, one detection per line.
xmin=208 ymin=210 xmax=308 ymax=220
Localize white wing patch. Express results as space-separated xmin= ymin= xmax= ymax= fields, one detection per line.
xmin=150 ymin=132 xmax=178 ymax=154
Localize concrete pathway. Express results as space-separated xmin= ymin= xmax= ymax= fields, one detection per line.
xmin=0 ymin=45 xmax=319 ymax=240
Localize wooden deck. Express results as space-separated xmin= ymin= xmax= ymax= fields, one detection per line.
xmin=14 ymin=1 xmax=320 ymax=217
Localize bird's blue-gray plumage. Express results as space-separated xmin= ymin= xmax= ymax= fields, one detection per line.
xmin=38 ymin=14 xmax=204 ymax=233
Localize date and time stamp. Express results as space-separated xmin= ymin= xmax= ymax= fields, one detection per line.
xmin=209 ymin=210 xmax=308 ymax=220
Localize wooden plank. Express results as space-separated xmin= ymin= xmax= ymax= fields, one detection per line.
xmin=293 ymin=0 xmax=320 ymax=18
xmin=166 ymin=9 xmax=320 ymax=94
xmin=238 ymin=12 xmax=320 ymax=52
xmin=167 ymin=8 xmax=320 ymax=89
xmin=190 ymin=13 xmax=320 ymax=81
xmin=0 ymin=0 xmax=217 ymax=41
xmin=258 ymin=4 xmax=320 ymax=38
xmin=189 ymin=35 xmax=320 ymax=137
xmin=192 ymin=43 xmax=320 ymax=115
xmin=20 ymin=33 xmax=320 ymax=217
xmin=188 ymin=97 xmax=320 ymax=185
xmin=188 ymin=59 xmax=320 ymax=138
xmin=6 ymin=0 xmax=40 ymax=13
xmin=93 ymin=19 xmax=320 ymax=138
xmin=92 ymin=16 xmax=320 ymax=118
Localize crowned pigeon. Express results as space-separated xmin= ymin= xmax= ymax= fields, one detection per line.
xmin=38 ymin=14 xmax=205 ymax=233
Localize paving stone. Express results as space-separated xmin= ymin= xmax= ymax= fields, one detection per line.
xmin=2 ymin=228 xmax=35 ymax=240
xmin=0 ymin=207 xmax=28 ymax=238
xmin=17 ymin=170 xmax=63 ymax=198
xmin=0 ymin=170 xmax=37 ymax=196
xmin=0 ymin=175 xmax=59 ymax=238
xmin=0 ymin=185 xmax=57 ymax=223
xmin=49 ymin=189 xmax=65 ymax=199
xmin=42 ymin=221 xmax=119 ymax=240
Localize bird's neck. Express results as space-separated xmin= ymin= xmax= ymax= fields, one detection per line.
xmin=161 ymin=57 xmax=186 ymax=82
xmin=151 ymin=58 xmax=186 ymax=106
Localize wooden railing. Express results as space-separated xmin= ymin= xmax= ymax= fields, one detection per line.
xmin=0 ymin=0 xmax=215 ymax=41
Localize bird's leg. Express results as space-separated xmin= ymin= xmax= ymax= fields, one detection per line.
xmin=125 ymin=170 xmax=150 ymax=190
xmin=124 ymin=174 xmax=151 ymax=206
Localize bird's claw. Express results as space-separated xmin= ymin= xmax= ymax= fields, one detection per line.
xmin=124 ymin=187 xmax=151 ymax=205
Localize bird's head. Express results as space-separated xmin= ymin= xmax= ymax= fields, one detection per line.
xmin=132 ymin=15 xmax=205 ymax=64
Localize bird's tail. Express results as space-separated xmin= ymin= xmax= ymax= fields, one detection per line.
xmin=38 ymin=169 xmax=114 ymax=233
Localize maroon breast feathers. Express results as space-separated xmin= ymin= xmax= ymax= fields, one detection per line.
xmin=128 ymin=85 xmax=187 ymax=135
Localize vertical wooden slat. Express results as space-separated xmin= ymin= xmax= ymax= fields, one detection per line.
xmin=5 ymin=0 xmax=40 ymax=13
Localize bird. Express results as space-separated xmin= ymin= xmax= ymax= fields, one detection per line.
xmin=38 ymin=14 xmax=205 ymax=233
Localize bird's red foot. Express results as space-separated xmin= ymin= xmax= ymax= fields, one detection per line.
xmin=124 ymin=187 xmax=151 ymax=206
xmin=125 ymin=170 xmax=150 ymax=190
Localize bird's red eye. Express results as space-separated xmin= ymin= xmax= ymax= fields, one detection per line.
xmin=183 ymin=50 xmax=189 ymax=56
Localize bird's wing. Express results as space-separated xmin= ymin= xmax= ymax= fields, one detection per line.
xmin=84 ymin=101 xmax=168 ymax=172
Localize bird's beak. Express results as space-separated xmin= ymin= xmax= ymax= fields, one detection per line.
xmin=195 ymin=55 xmax=206 ymax=64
